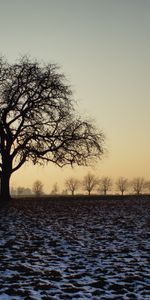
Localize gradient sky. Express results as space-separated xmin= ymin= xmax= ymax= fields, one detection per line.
xmin=0 ymin=0 xmax=150 ymax=193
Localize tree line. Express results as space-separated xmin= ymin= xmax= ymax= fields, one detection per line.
xmin=54 ymin=175 xmax=150 ymax=196
xmin=11 ymin=175 xmax=150 ymax=196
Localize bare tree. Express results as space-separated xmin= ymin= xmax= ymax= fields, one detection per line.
xmin=0 ymin=56 xmax=105 ymax=201
xmin=142 ymin=180 xmax=150 ymax=194
xmin=33 ymin=180 xmax=44 ymax=196
xmin=62 ymin=189 xmax=68 ymax=195
xmin=131 ymin=177 xmax=145 ymax=195
xmin=17 ymin=186 xmax=25 ymax=196
xmin=16 ymin=186 xmax=32 ymax=196
xmin=83 ymin=173 xmax=98 ymax=195
xmin=10 ymin=186 xmax=17 ymax=196
xmin=99 ymin=176 xmax=112 ymax=195
xmin=51 ymin=182 xmax=59 ymax=195
xmin=65 ymin=177 xmax=79 ymax=195
xmin=116 ymin=177 xmax=128 ymax=195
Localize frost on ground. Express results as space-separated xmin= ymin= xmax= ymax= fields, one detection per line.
xmin=0 ymin=196 xmax=149 ymax=300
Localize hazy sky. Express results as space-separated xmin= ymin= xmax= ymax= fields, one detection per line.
xmin=0 ymin=0 xmax=150 ymax=192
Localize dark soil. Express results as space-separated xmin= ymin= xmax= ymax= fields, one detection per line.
xmin=0 ymin=195 xmax=149 ymax=299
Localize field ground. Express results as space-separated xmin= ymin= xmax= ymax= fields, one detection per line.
xmin=0 ymin=195 xmax=149 ymax=299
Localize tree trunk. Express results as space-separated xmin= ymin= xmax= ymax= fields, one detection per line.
xmin=0 ymin=171 xmax=11 ymax=201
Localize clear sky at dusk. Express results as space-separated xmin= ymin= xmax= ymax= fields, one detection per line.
xmin=0 ymin=0 xmax=150 ymax=192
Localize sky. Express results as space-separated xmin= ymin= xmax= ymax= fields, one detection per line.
xmin=0 ymin=0 xmax=150 ymax=193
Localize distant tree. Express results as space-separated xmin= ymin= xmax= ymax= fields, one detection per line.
xmin=51 ymin=183 xmax=59 ymax=195
xmin=16 ymin=186 xmax=32 ymax=196
xmin=83 ymin=173 xmax=98 ymax=195
xmin=10 ymin=186 xmax=17 ymax=196
xmin=0 ymin=56 xmax=105 ymax=201
xmin=65 ymin=177 xmax=79 ymax=195
xmin=143 ymin=180 xmax=150 ymax=194
xmin=116 ymin=177 xmax=128 ymax=195
xmin=62 ymin=189 xmax=68 ymax=195
xmin=17 ymin=186 xmax=25 ymax=196
xmin=99 ymin=176 xmax=113 ymax=195
xmin=33 ymin=180 xmax=44 ymax=196
xmin=24 ymin=188 xmax=32 ymax=195
xmin=131 ymin=177 xmax=145 ymax=195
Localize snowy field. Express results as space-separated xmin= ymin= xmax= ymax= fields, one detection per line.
xmin=0 ymin=196 xmax=149 ymax=300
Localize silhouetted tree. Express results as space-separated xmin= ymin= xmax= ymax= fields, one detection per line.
xmin=16 ymin=186 xmax=32 ymax=196
xmin=33 ymin=180 xmax=43 ymax=196
xmin=17 ymin=186 xmax=25 ymax=196
xmin=145 ymin=180 xmax=150 ymax=193
xmin=10 ymin=186 xmax=17 ymax=196
xmin=99 ymin=176 xmax=112 ymax=195
xmin=131 ymin=177 xmax=145 ymax=195
xmin=62 ymin=189 xmax=68 ymax=195
xmin=116 ymin=177 xmax=128 ymax=195
xmin=65 ymin=177 xmax=79 ymax=195
xmin=51 ymin=182 xmax=59 ymax=195
xmin=83 ymin=173 xmax=98 ymax=195
xmin=0 ymin=56 xmax=105 ymax=201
